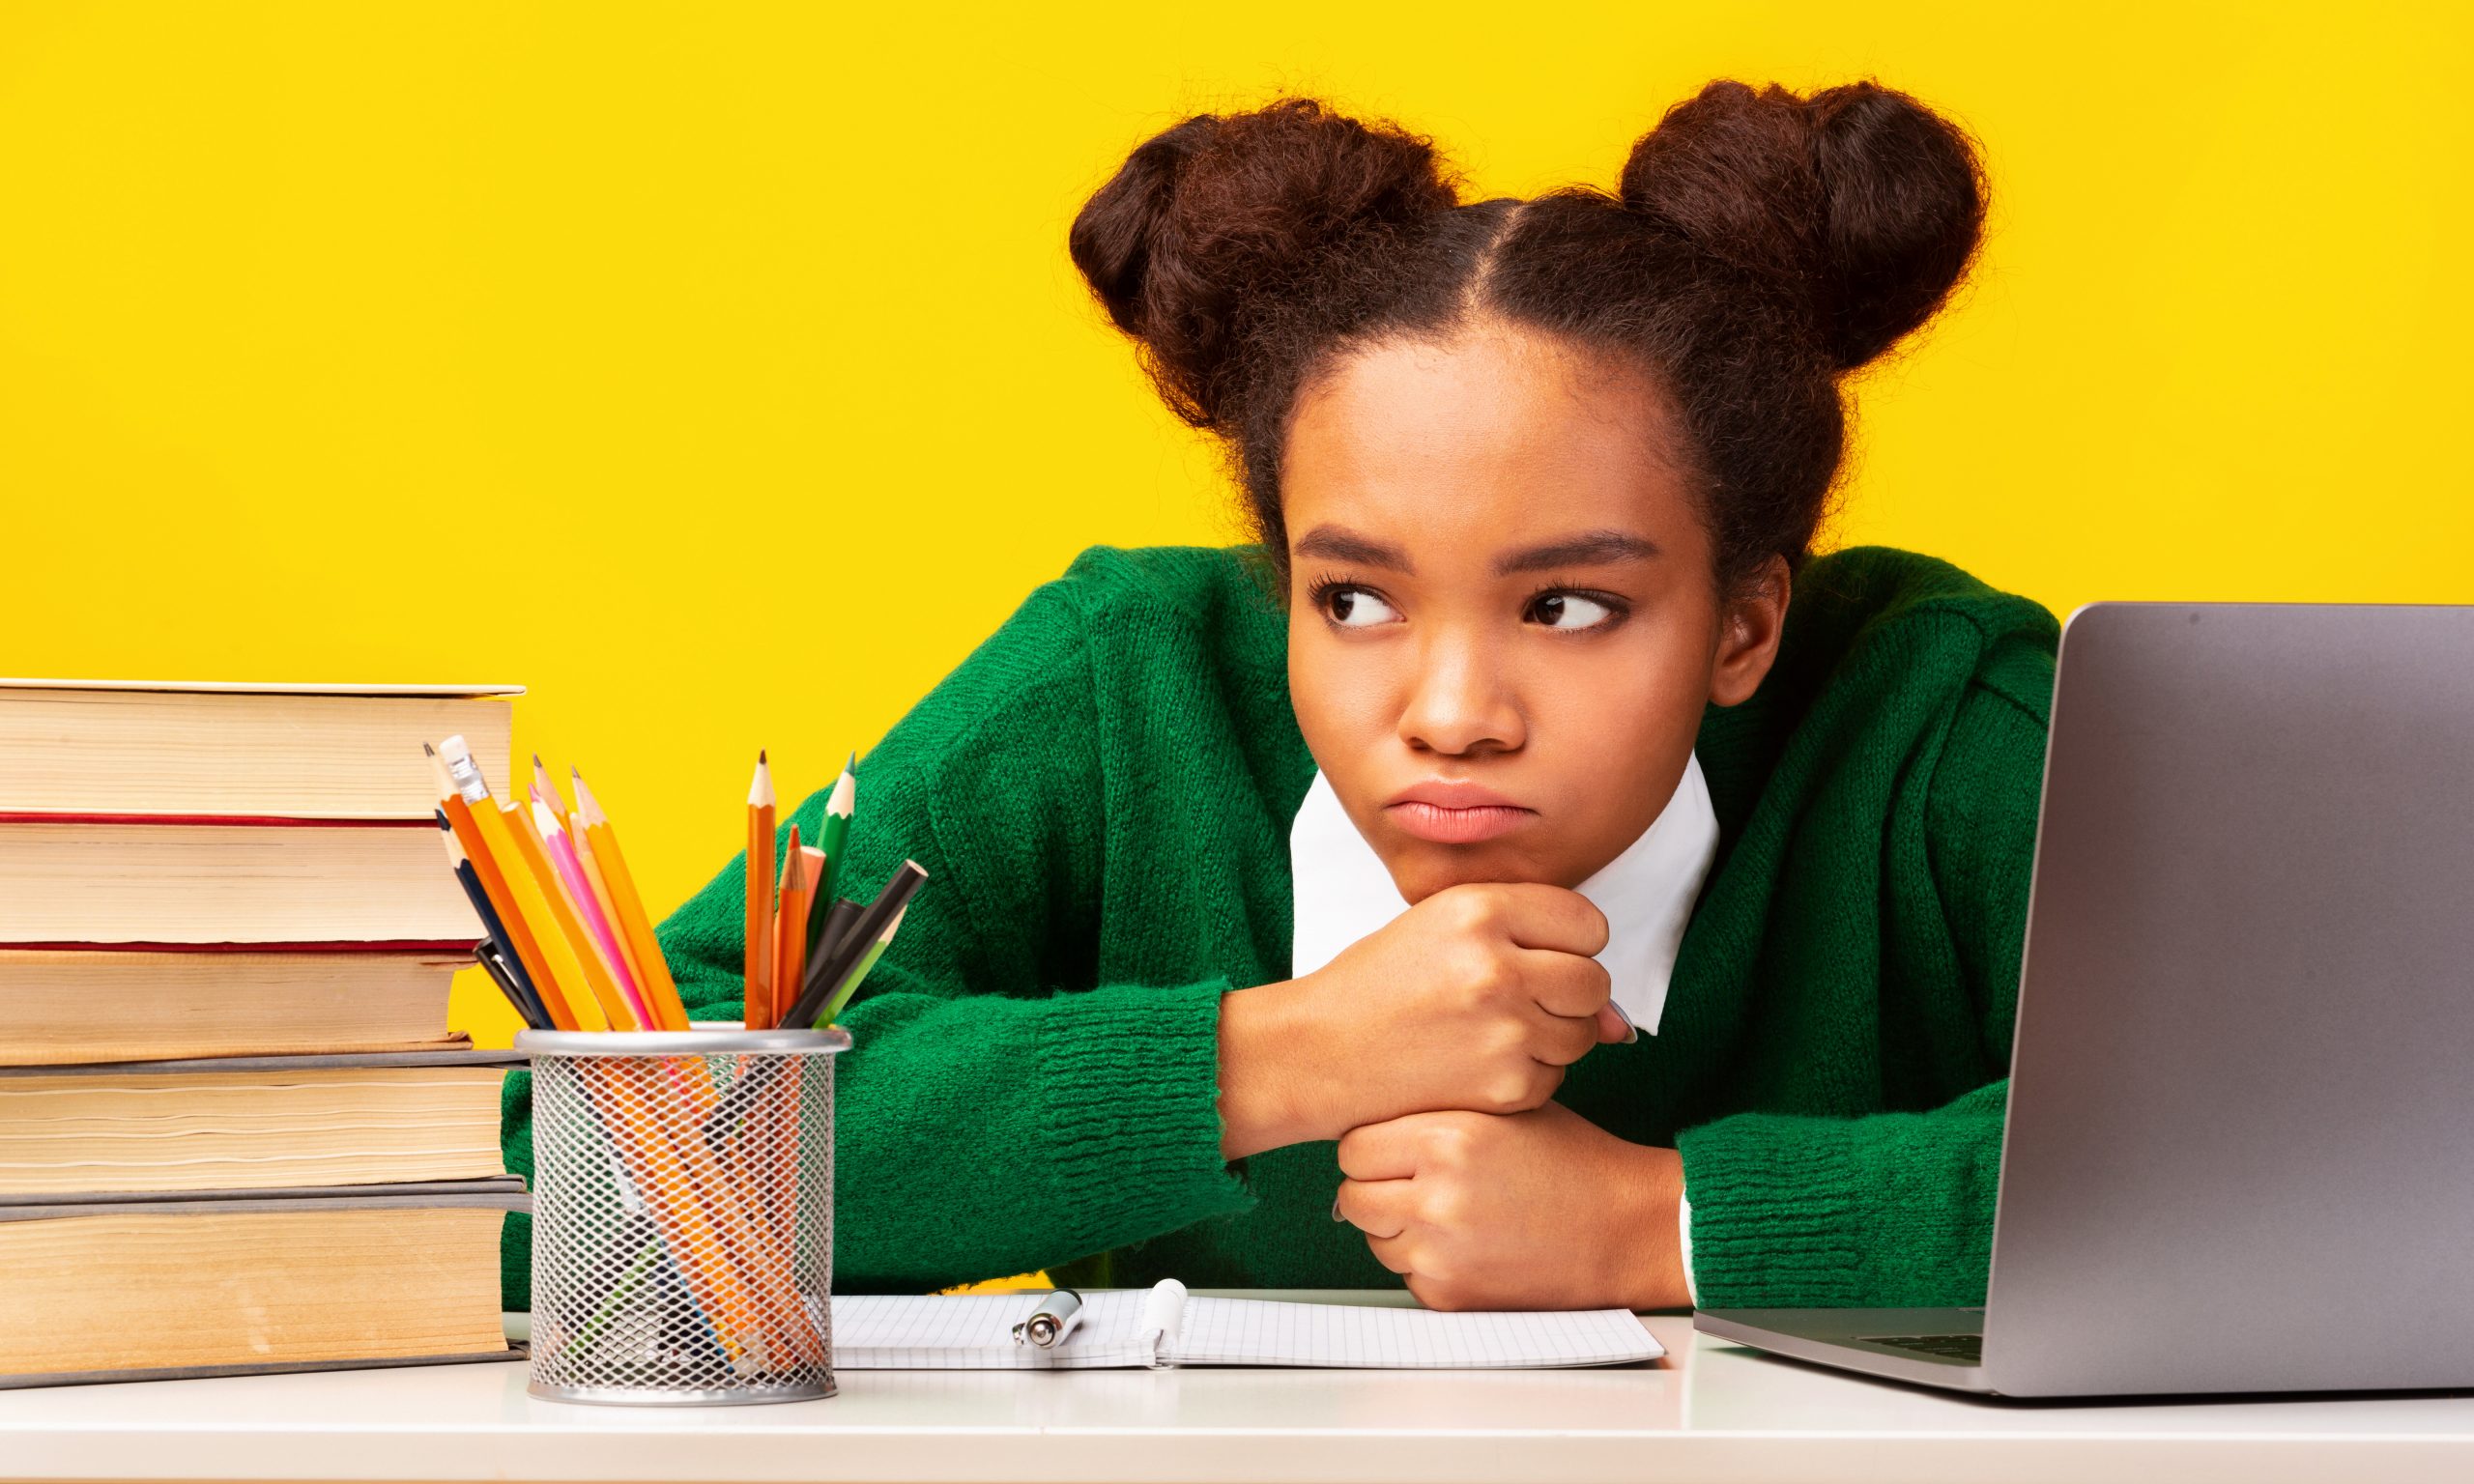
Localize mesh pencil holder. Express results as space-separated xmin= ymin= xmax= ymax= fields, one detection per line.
xmin=517 ymin=1027 xmax=850 ymax=1406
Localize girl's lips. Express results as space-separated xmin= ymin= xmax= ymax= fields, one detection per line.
xmin=1385 ymin=800 xmax=1536 ymax=844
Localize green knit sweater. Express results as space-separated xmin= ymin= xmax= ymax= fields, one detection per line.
xmin=499 ymin=542 xmax=2058 ymax=1311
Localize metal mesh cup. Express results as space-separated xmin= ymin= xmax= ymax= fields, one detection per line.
xmin=517 ymin=1028 xmax=850 ymax=1406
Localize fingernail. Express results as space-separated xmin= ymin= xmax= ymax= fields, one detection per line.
xmin=1616 ymin=1006 xmax=1639 ymax=1044
xmin=1332 ymin=1196 xmax=1346 ymax=1222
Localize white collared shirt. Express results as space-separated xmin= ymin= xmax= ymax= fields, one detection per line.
xmin=1288 ymin=754 xmax=1719 ymax=1303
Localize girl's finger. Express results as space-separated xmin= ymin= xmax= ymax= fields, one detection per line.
xmin=1334 ymin=1177 xmax=1416 ymax=1239
xmin=1336 ymin=1115 xmax=1432 ymax=1180
xmin=1364 ymin=1229 xmax=1421 ymax=1276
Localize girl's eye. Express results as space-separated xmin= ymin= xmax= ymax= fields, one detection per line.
xmin=1527 ymin=591 xmax=1619 ymax=630
xmin=1326 ymin=586 xmax=1403 ymax=628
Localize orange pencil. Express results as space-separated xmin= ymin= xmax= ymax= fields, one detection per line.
xmin=568 ymin=822 xmax=637 ymax=979
xmin=745 ymin=751 xmax=776 ymax=1030
xmin=441 ymin=792 xmax=574 ymax=1030
xmin=584 ymin=1065 xmax=757 ymax=1362
xmin=571 ymin=766 xmax=691 ymax=1031
xmin=436 ymin=736 xmax=604 ymax=1031
xmin=771 ymin=830 xmax=816 ymax=1028
xmin=507 ymin=800 xmax=644 ymax=1031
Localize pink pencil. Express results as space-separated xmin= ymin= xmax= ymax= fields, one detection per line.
xmin=531 ymin=799 xmax=655 ymax=1030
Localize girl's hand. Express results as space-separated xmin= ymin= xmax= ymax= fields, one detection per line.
xmin=1217 ymin=882 xmax=1631 ymax=1158
xmin=1333 ymin=1100 xmax=1689 ymax=1312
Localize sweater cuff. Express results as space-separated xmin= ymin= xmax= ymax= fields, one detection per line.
xmin=1674 ymin=1114 xmax=1871 ymax=1308
xmin=1673 ymin=1094 xmax=2004 ymax=1309
xmin=1034 ymin=977 xmax=1252 ymax=1258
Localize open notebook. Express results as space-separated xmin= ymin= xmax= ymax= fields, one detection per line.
xmin=830 ymin=1281 xmax=1662 ymax=1370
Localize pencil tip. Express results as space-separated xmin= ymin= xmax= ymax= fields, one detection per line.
xmin=532 ymin=752 xmax=545 ymax=768
xmin=570 ymin=764 xmax=582 ymax=778
xmin=422 ymin=742 xmax=435 ymax=756
xmin=846 ymin=749 xmax=856 ymax=772
xmin=760 ymin=748 xmax=768 ymax=765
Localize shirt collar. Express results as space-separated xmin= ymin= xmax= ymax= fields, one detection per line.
xmin=1287 ymin=752 xmax=1719 ymax=1037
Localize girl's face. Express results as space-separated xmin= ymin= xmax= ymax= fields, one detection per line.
xmin=1283 ymin=321 xmax=1789 ymax=903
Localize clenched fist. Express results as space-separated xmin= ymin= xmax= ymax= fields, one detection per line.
xmin=1217 ymin=882 xmax=1630 ymax=1158
xmin=1335 ymin=1100 xmax=1689 ymax=1312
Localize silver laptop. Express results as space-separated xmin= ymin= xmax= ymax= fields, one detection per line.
xmin=1697 ymin=600 xmax=2474 ymax=1397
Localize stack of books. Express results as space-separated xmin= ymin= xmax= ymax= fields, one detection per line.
xmin=0 ymin=679 xmax=529 ymax=1388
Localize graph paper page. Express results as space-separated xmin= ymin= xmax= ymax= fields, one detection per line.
xmin=1168 ymin=1298 xmax=1662 ymax=1369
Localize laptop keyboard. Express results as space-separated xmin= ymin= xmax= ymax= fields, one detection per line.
xmin=1859 ymin=1332 xmax=1983 ymax=1363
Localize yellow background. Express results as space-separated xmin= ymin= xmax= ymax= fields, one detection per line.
xmin=3 ymin=3 xmax=2468 ymax=1049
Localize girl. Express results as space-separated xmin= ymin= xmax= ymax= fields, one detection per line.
xmin=503 ymin=78 xmax=2057 ymax=1313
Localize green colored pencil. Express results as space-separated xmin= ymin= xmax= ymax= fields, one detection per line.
xmin=817 ymin=906 xmax=907 ymax=1027
xmin=815 ymin=750 xmax=855 ymax=911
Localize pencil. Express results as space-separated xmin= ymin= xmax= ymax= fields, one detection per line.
xmin=475 ymin=939 xmax=552 ymax=1032
xmin=568 ymin=821 xmax=639 ymax=984
xmin=806 ymin=898 xmax=861 ymax=985
xmin=535 ymin=799 xmax=655 ymax=1031
xmin=442 ymin=790 xmax=578 ymax=1030
xmin=771 ymin=829 xmax=815 ymax=1029
xmin=531 ymin=752 xmax=568 ymax=813
xmin=745 ymin=751 xmax=776 ymax=1030
xmin=571 ymin=766 xmax=692 ymax=1031
xmin=816 ymin=751 xmax=855 ymax=908
xmin=424 ymin=742 xmax=461 ymax=816
xmin=792 ymin=844 xmax=828 ymax=976
xmin=781 ymin=861 xmax=926 ymax=1029
xmin=433 ymin=804 xmax=549 ymax=1029
xmin=816 ymin=905 xmax=907 ymax=1028
xmin=435 ymin=738 xmax=601 ymax=1031
xmin=806 ymin=861 xmax=925 ymax=999
xmin=509 ymin=798 xmax=644 ymax=1031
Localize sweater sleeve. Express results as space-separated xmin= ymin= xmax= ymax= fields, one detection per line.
xmin=497 ymin=577 xmax=1253 ymax=1307
xmin=1673 ymin=666 xmax=2047 ymax=1308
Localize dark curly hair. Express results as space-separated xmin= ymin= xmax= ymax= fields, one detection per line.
xmin=1068 ymin=80 xmax=1988 ymax=600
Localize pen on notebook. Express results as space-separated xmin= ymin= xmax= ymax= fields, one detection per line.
xmin=745 ymin=750 xmax=776 ymax=1029
xmin=1012 ymin=1288 xmax=1084 ymax=1349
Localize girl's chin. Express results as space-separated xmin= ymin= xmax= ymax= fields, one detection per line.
xmin=1382 ymin=841 xmax=1577 ymax=904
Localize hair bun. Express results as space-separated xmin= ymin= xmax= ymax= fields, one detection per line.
xmin=1070 ymin=99 xmax=1459 ymax=427
xmin=1618 ymin=79 xmax=1987 ymax=372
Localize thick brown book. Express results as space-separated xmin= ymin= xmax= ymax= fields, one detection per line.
xmin=0 ymin=946 xmax=472 ymax=1066
xmin=0 ymin=817 xmax=481 ymax=943
xmin=0 ymin=1051 xmax=521 ymax=1197
xmin=0 ymin=1190 xmax=525 ymax=1387
xmin=0 ymin=679 xmax=519 ymax=819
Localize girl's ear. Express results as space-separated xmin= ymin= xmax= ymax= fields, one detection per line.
xmin=1709 ymin=555 xmax=1791 ymax=707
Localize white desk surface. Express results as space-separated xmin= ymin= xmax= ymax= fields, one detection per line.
xmin=5 ymin=1294 xmax=2471 ymax=1484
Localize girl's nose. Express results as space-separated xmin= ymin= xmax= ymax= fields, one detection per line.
xmin=1396 ymin=632 xmax=1524 ymax=756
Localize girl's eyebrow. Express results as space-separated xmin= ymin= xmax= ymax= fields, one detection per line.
xmin=1293 ymin=525 xmax=1415 ymax=573
xmin=1494 ymin=530 xmax=1662 ymax=575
